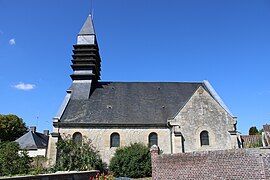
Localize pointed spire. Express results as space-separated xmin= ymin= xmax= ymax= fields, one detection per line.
xmin=70 ymin=15 xmax=101 ymax=99
xmin=78 ymin=15 xmax=95 ymax=35
xmin=77 ymin=15 xmax=96 ymax=45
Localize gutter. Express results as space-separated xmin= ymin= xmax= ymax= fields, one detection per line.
xmin=167 ymin=122 xmax=173 ymax=154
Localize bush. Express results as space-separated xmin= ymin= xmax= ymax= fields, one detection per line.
xmin=0 ymin=141 xmax=32 ymax=176
xmin=52 ymin=135 xmax=106 ymax=172
xmin=31 ymin=156 xmax=47 ymax=175
xmin=109 ymin=143 xmax=151 ymax=178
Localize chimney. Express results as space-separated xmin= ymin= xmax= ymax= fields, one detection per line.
xmin=43 ymin=130 xmax=49 ymax=136
xmin=30 ymin=126 xmax=36 ymax=133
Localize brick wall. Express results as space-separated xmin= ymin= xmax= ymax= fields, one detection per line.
xmin=241 ymin=135 xmax=260 ymax=147
xmin=0 ymin=170 xmax=99 ymax=180
xmin=150 ymin=145 xmax=270 ymax=179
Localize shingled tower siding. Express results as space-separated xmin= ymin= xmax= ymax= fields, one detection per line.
xmin=70 ymin=15 xmax=101 ymax=100
xmin=151 ymin=147 xmax=270 ymax=179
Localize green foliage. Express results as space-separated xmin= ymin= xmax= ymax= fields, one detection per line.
xmin=52 ymin=135 xmax=106 ymax=172
xmin=99 ymin=173 xmax=114 ymax=180
xmin=249 ymin=126 xmax=259 ymax=135
xmin=0 ymin=114 xmax=28 ymax=142
xmin=109 ymin=143 xmax=151 ymax=178
xmin=259 ymin=129 xmax=264 ymax=135
xmin=31 ymin=156 xmax=47 ymax=175
xmin=0 ymin=141 xmax=32 ymax=176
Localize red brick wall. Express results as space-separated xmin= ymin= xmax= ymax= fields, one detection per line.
xmin=241 ymin=135 xmax=260 ymax=147
xmin=151 ymin=146 xmax=270 ymax=179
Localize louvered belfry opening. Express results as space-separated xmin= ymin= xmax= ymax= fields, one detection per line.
xmin=70 ymin=43 xmax=101 ymax=82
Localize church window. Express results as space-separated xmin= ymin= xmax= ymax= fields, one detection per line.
xmin=73 ymin=132 xmax=82 ymax=144
xmin=200 ymin=131 xmax=209 ymax=146
xmin=110 ymin=133 xmax=120 ymax=147
xmin=149 ymin=132 xmax=158 ymax=146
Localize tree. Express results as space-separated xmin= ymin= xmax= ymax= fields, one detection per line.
xmin=0 ymin=114 xmax=28 ymax=142
xmin=0 ymin=141 xmax=32 ymax=176
xmin=259 ymin=128 xmax=264 ymax=135
xmin=32 ymin=156 xmax=48 ymax=175
xmin=109 ymin=143 xmax=152 ymax=178
xmin=53 ymin=135 xmax=106 ymax=172
xmin=249 ymin=126 xmax=259 ymax=135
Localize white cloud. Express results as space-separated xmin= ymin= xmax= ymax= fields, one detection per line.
xmin=9 ymin=38 xmax=16 ymax=45
xmin=13 ymin=82 xmax=36 ymax=90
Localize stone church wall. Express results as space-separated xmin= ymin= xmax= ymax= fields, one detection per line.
xmin=151 ymin=146 xmax=270 ymax=179
xmin=170 ymin=86 xmax=238 ymax=153
xmin=59 ymin=127 xmax=171 ymax=164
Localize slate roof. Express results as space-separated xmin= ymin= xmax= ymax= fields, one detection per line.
xmin=60 ymin=82 xmax=204 ymax=126
xmin=78 ymin=15 xmax=95 ymax=35
xmin=15 ymin=131 xmax=48 ymax=150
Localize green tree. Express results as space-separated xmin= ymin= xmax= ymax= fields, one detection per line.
xmin=259 ymin=128 xmax=264 ymax=135
xmin=0 ymin=141 xmax=32 ymax=176
xmin=0 ymin=114 xmax=28 ymax=142
xmin=53 ymin=135 xmax=105 ymax=172
xmin=109 ymin=143 xmax=152 ymax=178
xmin=249 ymin=126 xmax=259 ymax=135
xmin=32 ymin=156 xmax=47 ymax=175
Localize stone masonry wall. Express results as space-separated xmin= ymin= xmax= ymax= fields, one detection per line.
xmin=170 ymin=86 xmax=238 ymax=153
xmin=151 ymin=146 xmax=270 ymax=180
xmin=59 ymin=127 xmax=171 ymax=164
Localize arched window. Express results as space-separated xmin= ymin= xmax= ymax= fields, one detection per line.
xmin=110 ymin=133 xmax=120 ymax=147
xmin=73 ymin=132 xmax=82 ymax=144
xmin=149 ymin=132 xmax=158 ymax=146
xmin=200 ymin=131 xmax=209 ymax=146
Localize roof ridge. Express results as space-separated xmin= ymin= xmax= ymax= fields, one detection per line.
xmin=30 ymin=131 xmax=39 ymax=149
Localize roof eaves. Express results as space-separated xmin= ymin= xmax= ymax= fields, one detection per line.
xmin=203 ymin=80 xmax=235 ymax=118
xmin=54 ymin=90 xmax=72 ymax=120
xmin=57 ymin=122 xmax=167 ymax=128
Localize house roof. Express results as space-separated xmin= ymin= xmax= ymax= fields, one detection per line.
xmin=59 ymin=82 xmax=203 ymax=126
xmin=15 ymin=131 xmax=48 ymax=150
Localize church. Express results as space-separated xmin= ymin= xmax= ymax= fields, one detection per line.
xmin=47 ymin=15 xmax=240 ymax=164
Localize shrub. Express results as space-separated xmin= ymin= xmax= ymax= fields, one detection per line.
xmin=52 ymin=135 xmax=106 ymax=172
xmin=109 ymin=143 xmax=151 ymax=178
xmin=31 ymin=156 xmax=47 ymax=175
xmin=0 ymin=141 xmax=32 ymax=176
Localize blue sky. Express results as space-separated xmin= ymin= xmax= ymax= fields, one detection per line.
xmin=0 ymin=0 xmax=269 ymax=134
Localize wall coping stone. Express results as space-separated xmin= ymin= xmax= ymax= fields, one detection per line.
xmin=0 ymin=170 xmax=99 ymax=180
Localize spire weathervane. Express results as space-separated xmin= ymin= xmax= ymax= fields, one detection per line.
xmin=90 ymin=0 xmax=94 ymax=19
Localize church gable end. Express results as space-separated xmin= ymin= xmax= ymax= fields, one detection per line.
xmin=169 ymin=86 xmax=238 ymax=152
